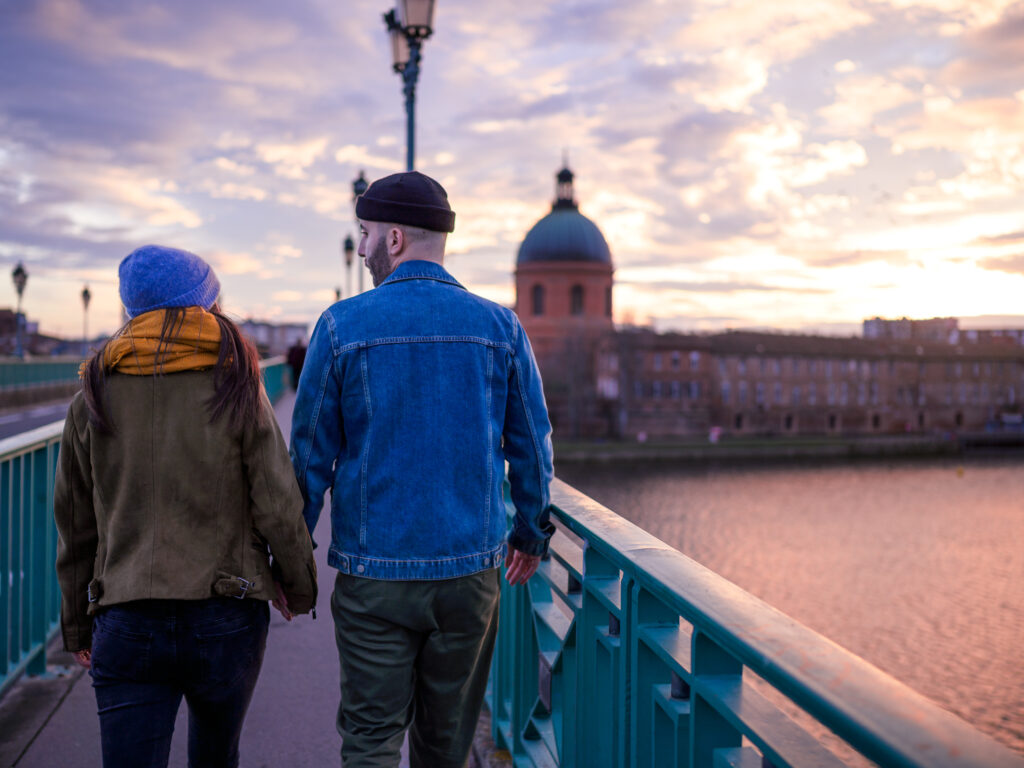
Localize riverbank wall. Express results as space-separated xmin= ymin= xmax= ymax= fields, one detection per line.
xmin=553 ymin=431 xmax=1024 ymax=464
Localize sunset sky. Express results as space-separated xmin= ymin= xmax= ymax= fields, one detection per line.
xmin=1 ymin=0 xmax=1023 ymax=340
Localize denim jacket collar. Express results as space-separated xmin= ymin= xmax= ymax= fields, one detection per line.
xmin=380 ymin=260 xmax=465 ymax=290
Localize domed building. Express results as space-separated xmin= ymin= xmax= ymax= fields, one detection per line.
xmin=515 ymin=165 xmax=614 ymax=360
xmin=510 ymin=164 xmax=1024 ymax=443
xmin=514 ymin=164 xmax=616 ymax=437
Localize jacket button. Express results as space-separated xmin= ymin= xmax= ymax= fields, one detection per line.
xmin=356 ymin=564 xmax=365 ymax=574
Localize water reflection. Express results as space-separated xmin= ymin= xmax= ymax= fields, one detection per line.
xmin=555 ymin=456 xmax=1024 ymax=754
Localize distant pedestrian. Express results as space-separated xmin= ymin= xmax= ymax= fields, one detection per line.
xmin=291 ymin=172 xmax=554 ymax=768
xmin=55 ymin=244 xmax=317 ymax=768
xmin=287 ymin=337 xmax=307 ymax=390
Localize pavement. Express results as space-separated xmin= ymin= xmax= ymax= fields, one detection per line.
xmin=0 ymin=390 xmax=508 ymax=768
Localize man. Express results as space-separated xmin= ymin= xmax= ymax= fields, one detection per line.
xmin=286 ymin=336 xmax=306 ymax=390
xmin=290 ymin=171 xmax=554 ymax=768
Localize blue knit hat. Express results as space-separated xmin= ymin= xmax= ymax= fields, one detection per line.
xmin=119 ymin=245 xmax=221 ymax=318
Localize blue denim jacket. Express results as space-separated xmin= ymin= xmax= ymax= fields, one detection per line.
xmin=290 ymin=261 xmax=554 ymax=580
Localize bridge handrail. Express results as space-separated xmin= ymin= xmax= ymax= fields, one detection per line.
xmin=0 ymin=357 xmax=289 ymax=698
xmin=490 ymin=477 xmax=1023 ymax=768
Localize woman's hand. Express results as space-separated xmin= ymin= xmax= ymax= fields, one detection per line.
xmin=72 ymin=649 xmax=92 ymax=669
xmin=271 ymin=581 xmax=293 ymax=621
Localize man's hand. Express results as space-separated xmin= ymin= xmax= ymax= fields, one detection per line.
xmin=505 ymin=544 xmax=541 ymax=586
xmin=272 ymin=581 xmax=293 ymax=621
xmin=72 ymin=649 xmax=92 ymax=669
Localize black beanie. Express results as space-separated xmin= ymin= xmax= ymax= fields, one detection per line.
xmin=355 ymin=171 xmax=456 ymax=233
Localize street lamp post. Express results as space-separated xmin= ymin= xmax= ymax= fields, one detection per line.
xmin=81 ymin=285 xmax=92 ymax=357
xmin=383 ymin=1 xmax=436 ymax=171
xmin=11 ymin=262 xmax=27 ymax=358
xmin=352 ymin=170 xmax=369 ymax=294
xmin=343 ymin=234 xmax=355 ymax=299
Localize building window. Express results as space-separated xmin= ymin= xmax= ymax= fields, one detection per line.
xmin=773 ymin=382 xmax=783 ymax=404
xmin=772 ymin=358 xmax=781 ymax=376
xmin=653 ymin=353 xmax=663 ymax=372
xmin=652 ymin=381 xmax=662 ymax=398
xmin=670 ymin=380 xmax=681 ymax=399
xmin=784 ymin=414 xmax=794 ymax=431
xmin=721 ymin=380 xmax=731 ymax=404
xmin=857 ymin=382 xmax=866 ymax=406
xmin=809 ymin=359 xmax=817 ymax=375
xmin=737 ymin=358 xmax=747 ymax=375
xmin=531 ymin=284 xmax=545 ymax=316
xmin=825 ymin=360 xmax=833 ymax=378
xmin=690 ymin=381 xmax=701 ymax=399
xmin=605 ymin=286 xmax=612 ymax=317
xmin=756 ymin=383 xmax=766 ymax=405
xmin=739 ymin=381 xmax=748 ymax=405
xmin=735 ymin=413 xmax=744 ymax=430
xmin=690 ymin=351 xmax=701 ymax=371
xmin=671 ymin=351 xmax=681 ymax=370
xmin=791 ymin=386 xmax=800 ymax=406
xmin=840 ymin=382 xmax=849 ymax=406
xmin=827 ymin=382 xmax=836 ymax=405
xmin=570 ymin=284 xmax=584 ymax=315
xmin=870 ymin=381 xmax=878 ymax=405
xmin=808 ymin=382 xmax=817 ymax=405
xmin=634 ymin=380 xmax=644 ymax=399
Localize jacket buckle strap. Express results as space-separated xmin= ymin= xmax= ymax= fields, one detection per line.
xmin=233 ymin=577 xmax=252 ymax=599
xmin=213 ymin=572 xmax=257 ymax=599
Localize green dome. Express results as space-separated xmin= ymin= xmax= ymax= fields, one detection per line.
xmin=516 ymin=164 xmax=612 ymax=266
xmin=516 ymin=207 xmax=613 ymax=265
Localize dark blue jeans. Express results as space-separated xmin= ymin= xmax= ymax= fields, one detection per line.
xmin=89 ymin=597 xmax=270 ymax=768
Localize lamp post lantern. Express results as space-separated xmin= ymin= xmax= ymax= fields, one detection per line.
xmin=383 ymin=0 xmax=436 ymax=171
xmin=81 ymin=284 xmax=92 ymax=357
xmin=343 ymin=234 xmax=355 ymax=299
xmin=11 ymin=261 xmax=27 ymax=358
xmin=352 ymin=170 xmax=369 ymax=294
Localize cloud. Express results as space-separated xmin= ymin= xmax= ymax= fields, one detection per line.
xmin=256 ymin=137 xmax=329 ymax=180
xmin=980 ymin=254 xmax=1024 ymax=275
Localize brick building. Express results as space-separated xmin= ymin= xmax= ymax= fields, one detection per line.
xmin=513 ymin=166 xmax=1024 ymax=440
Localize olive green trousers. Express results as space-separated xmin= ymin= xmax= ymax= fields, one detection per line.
xmin=331 ymin=569 xmax=500 ymax=768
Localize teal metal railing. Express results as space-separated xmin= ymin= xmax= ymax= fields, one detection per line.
xmin=0 ymin=423 xmax=62 ymax=698
xmin=0 ymin=358 xmax=290 ymax=698
xmin=0 ymin=359 xmax=82 ymax=390
xmin=490 ymin=478 xmax=1024 ymax=768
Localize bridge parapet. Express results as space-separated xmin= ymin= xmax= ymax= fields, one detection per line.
xmin=489 ymin=478 xmax=1023 ymax=768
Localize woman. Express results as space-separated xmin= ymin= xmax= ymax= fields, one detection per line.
xmin=54 ymin=244 xmax=317 ymax=768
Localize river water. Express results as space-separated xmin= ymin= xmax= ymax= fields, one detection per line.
xmin=555 ymin=455 xmax=1024 ymax=756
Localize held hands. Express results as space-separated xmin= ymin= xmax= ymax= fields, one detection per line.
xmin=504 ymin=544 xmax=541 ymax=586
xmin=72 ymin=649 xmax=92 ymax=669
xmin=271 ymin=581 xmax=294 ymax=621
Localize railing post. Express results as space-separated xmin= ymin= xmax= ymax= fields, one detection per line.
xmin=510 ymin=570 xmax=539 ymax=759
xmin=690 ymin=630 xmax=743 ymax=766
xmin=631 ymin=583 xmax=688 ymax=768
xmin=577 ymin=541 xmax=623 ymax=768
xmin=27 ymin=447 xmax=48 ymax=675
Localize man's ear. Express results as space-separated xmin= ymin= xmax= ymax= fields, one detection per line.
xmin=386 ymin=226 xmax=405 ymax=256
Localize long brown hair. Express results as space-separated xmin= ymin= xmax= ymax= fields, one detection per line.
xmin=82 ymin=306 xmax=263 ymax=434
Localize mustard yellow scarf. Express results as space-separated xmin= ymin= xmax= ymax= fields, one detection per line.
xmin=86 ymin=307 xmax=223 ymax=376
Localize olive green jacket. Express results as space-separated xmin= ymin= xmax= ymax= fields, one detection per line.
xmin=54 ymin=371 xmax=317 ymax=652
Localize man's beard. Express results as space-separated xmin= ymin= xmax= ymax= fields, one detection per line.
xmin=366 ymin=237 xmax=393 ymax=287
